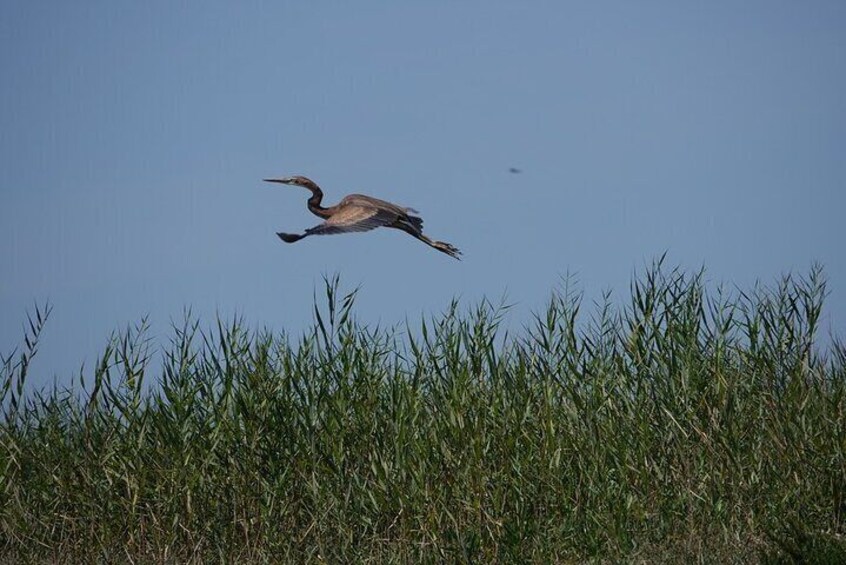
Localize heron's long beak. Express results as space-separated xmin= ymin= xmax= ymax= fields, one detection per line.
xmin=263 ymin=178 xmax=293 ymax=185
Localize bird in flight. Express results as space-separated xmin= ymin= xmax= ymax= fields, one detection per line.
xmin=263 ymin=175 xmax=462 ymax=260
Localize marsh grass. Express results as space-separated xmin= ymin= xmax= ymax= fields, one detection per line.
xmin=2 ymin=261 xmax=845 ymax=562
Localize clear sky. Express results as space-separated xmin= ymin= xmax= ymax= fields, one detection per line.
xmin=2 ymin=1 xmax=845 ymax=387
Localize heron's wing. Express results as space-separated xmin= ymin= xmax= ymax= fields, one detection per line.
xmin=340 ymin=194 xmax=416 ymax=216
xmin=340 ymin=194 xmax=423 ymax=230
xmin=304 ymin=205 xmax=398 ymax=236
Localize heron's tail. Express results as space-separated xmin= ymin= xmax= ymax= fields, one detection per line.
xmin=401 ymin=207 xmax=424 ymax=228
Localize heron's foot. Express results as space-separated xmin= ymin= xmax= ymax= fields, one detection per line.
xmin=434 ymin=241 xmax=462 ymax=260
xmin=277 ymin=232 xmax=304 ymax=243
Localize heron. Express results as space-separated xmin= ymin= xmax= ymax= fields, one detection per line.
xmin=263 ymin=175 xmax=462 ymax=260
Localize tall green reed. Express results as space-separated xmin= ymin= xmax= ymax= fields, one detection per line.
xmin=1 ymin=265 xmax=844 ymax=562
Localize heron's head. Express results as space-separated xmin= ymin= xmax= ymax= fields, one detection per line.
xmin=263 ymin=175 xmax=318 ymax=189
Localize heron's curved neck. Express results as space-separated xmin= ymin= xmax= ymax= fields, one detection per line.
xmin=303 ymin=182 xmax=332 ymax=219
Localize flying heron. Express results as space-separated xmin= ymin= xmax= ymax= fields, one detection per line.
xmin=263 ymin=175 xmax=462 ymax=260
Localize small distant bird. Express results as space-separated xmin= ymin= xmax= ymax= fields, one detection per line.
xmin=508 ymin=167 xmax=522 ymax=174
xmin=263 ymin=175 xmax=462 ymax=260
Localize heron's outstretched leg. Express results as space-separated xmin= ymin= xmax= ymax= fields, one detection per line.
xmin=277 ymin=232 xmax=305 ymax=243
xmin=391 ymin=221 xmax=462 ymax=260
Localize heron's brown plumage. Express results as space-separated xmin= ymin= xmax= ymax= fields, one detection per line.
xmin=264 ymin=175 xmax=460 ymax=259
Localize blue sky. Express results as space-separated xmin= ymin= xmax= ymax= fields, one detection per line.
xmin=2 ymin=1 xmax=845 ymax=386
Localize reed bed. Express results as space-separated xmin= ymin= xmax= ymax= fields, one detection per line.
xmin=2 ymin=261 xmax=844 ymax=562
